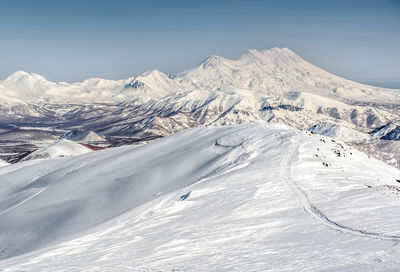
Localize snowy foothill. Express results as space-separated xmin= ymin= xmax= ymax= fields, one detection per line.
xmin=61 ymin=130 xmax=106 ymax=144
xmin=0 ymin=121 xmax=399 ymax=270
xmin=21 ymin=139 xmax=92 ymax=161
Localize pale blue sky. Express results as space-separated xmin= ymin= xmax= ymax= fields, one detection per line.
xmin=0 ymin=0 xmax=399 ymax=88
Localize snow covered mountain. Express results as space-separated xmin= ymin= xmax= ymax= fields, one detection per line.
xmin=61 ymin=130 xmax=106 ymax=144
xmin=309 ymin=122 xmax=371 ymax=142
xmin=308 ymin=122 xmax=400 ymax=168
xmin=21 ymin=139 xmax=92 ymax=161
xmin=0 ymin=122 xmax=400 ymax=270
xmin=0 ymin=47 xmax=399 ymax=167
xmin=371 ymin=122 xmax=400 ymax=140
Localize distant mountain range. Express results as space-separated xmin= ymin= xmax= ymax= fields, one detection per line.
xmin=0 ymin=48 xmax=399 ymax=167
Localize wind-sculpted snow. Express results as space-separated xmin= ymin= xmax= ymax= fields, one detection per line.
xmin=0 ymin=122 xmax=400 ymax=271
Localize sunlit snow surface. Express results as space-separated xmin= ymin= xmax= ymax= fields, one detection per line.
xmin=1 ymin=48 xmax=399 ymax=168
xmin=0 ymin=159 xmax=8 ymax=167
xmin=21 ymin=139 xmax=92 ymax=161
xmin=0 ymin=122 xmax=400 ymax=271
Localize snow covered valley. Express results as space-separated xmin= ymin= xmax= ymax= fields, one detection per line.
xmin=0 ymin=121 xmax=399 ymax=271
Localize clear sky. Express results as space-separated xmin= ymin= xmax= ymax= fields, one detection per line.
xmin=0 ymin=0 xmax=399 ymax=88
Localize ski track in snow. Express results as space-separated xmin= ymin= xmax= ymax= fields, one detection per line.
xmin=1 ymin=122 xmax=400 ymax=271
xmin=282 ymin=132 xmax=400 ymax=242
xmin=0 ymin=187 xmax=47 ymax=216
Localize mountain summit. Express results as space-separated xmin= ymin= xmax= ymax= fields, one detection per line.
xmin=0 ymin=48 xmax=399 ymax=168
xmin=1 ymin=48 xmax=398 ymax=104
xmin=2 ymin=71 xmax=54 ymax=90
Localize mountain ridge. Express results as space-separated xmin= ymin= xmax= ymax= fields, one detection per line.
xmin=1 ymin=48 xmax=399 ymax=104
xmin=1 ymin=122 xmax=400 ymax=270
xmin=0 ymin=47 xmax=399 ymax=168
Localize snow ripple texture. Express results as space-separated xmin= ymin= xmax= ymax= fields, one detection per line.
xmin=0 ymin=122 xmax=399 ymax=271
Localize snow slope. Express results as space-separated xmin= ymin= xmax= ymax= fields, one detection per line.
xmin=21 ymin=139 xmax=92 ymax=161
xmin=308 ymin=122 xmax=400 ymax=169
xmin=380 ymin=125 xmax=400 ymax=140
xmin=61 ymin=130 xmax=106 ymax=143
xmin=0 ymin=47 xmax=399 ymax=168
xmin=0 ymin=122 xmax=400 ymax=271
xmin=0 ymin=159 xmax=8 ymax=167
xmin=308 ymin=122 xmax=371 ymax=142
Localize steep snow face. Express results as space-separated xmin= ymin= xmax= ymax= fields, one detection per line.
xmin=309 ymin=122 xmax=371 ymax=142
xmin=371 ymin=123 xmax=400 ymax=141
xmin=382 ymin=126 xmax=400 ymax=140
xmin=125 ymin=69 xmax=182 ymax=98
xmin=0 ymin=122 xmax=400 ymax=270
xmin=370 ymin=122 xmax=398 ymax=138
xmin=21 ymin=139 xmax=91 ymax=161
xmin=61 ymin=130 xmax=106 ymax=143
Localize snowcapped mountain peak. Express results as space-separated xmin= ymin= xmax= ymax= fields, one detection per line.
xmin=239 ymin=47 xmax=304 ymax=67
xmin=264 ymin=47 xmax=296 ymax=55
xmin=243 ymin=47 xmax=295 ymax=57
xmin=139 ymin=69 xmax=166 ymax=78
xmin=0 ymin=47 xmax=398 ymax=107
xmin=1 ymin=71 xmax=56 ymax=98
xmin=125 ymin=69 xmax=181 ymax=98
xmin=178 ymin=54 xmax=239 ymax=86
xmin=198 ymin=55 xmax=232 ymax=70
xmin=3 ymin=71 xmax=50 ymax=86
